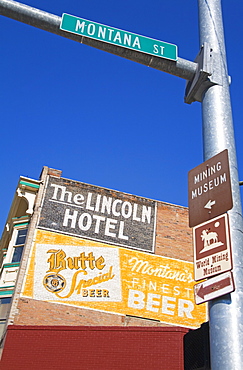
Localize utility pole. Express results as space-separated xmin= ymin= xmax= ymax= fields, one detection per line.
xmin=1 ymin=0 xmax=243 ymax=368
xmin=198 ymin=0 xmax=243 ymax=368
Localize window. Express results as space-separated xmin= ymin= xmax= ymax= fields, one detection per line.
xmin=0 ymin=297 xmax=11 ymax=320
xmin=15 ymin=228 xmax=27 ymax=245
xmin=11 ymin=247 xmax=24 ymax=263
xmin=0 ymin=297 xmax=12 ymax=338
xmin=11 ymin=228 xmax=27 ymax=263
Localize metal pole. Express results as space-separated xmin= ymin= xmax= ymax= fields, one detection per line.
xmin=198 ymin=0 xmax=243 ymax=368
xmin=0 ymin=0 xmax=197 ymax=80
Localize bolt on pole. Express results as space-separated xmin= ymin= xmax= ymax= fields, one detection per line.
xmin=198 ymin=0 xmax=243 ymax=368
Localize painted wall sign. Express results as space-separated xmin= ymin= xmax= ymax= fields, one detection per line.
xmin=22 ymin=230 xmax=207 ymax=329
xmin=38 ymin=176 xmax=156 ymax=252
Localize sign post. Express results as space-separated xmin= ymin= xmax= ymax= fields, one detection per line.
xmin=198 ymin=0 xmax=243 ymax=368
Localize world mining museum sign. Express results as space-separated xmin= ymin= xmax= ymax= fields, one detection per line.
xmin=188 ymin=150 xmax=235 ymax=304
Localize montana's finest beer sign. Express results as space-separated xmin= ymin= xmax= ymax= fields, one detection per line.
xmin=22 ymin=229 xmax=207 ymax=329
xmin=39 ymin=176 xmax=156 ymax=252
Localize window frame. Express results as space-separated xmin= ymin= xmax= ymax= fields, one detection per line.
xmin=4 ymin=225 xmax=29 ymax=265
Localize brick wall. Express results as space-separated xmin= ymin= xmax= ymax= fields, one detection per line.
xmin=1 ymin=326 xmax=188 ymax=370
xmin=155 ymin=202 xmax=193 ymax=261
xmin=13 ymin=298 xmax=171 ymax=327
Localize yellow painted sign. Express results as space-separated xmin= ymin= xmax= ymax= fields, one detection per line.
xmin=22 ymin=230 xmax=207 ymax=328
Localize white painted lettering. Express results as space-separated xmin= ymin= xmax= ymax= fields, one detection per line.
xmin=131 ymin=278 xmax=139 ymax=288
xmin=149 ymin=281 xmax=157 ymax=291
xmin=105 ymin=218 xmax=117 ymax=237
xmin=87 ymin=23 xmax=95 ymax=36
xmin=194 ymin=161 xmax=222 ymax=185
xmin=153 ymin=44 xmax=159 ymax=54
xmin=98 ymin=26 xmax=106 ymax=39
xmin=178 ymin=299 xmax=194 ymax=318
xmin=132 ymin=204 xmax=141 ymax=222
xmin=216 ymin=161 xmax=222 ymax=171
xmin=220 ymin=173 xmax=226 ymax=183
xmin=124 ymin=33 xmax=131 ymax=46
xmin=86 ymin=193 xmax=94 ymax=211
xmin=194 ymin=174 xmax=200 ymax=184
xmin=146 ymin=293 xmax=160 ymax=312
xmin=132 ymin=36 xmax=141 ymax=49
xmin=63 ymin=208 xmax=78 ymax=228
xmin=94 ymin=194 xmax=101 ymax=212
xmin=121 ymin=201 xmax=132 ymax=219
xmin=113 ymin=31 xmax=122 ymax=43
xmin=112 ymin=199 xmax=122 ymax=217
xmin=108 ymin=28 xmax=114 ymax=40
xmin=161 ymin=296 xmax=176 ymax=315
xmin=92 ymin=215 xmax=105 ymax=233
xmin=173 ymin=286 xmax=180 ymax=296
xmin=161 ymin=284 xmax=170 ymax=294
xmin=128 ymin=289 xmax=145 ymax=309
xmin=50 ymin=184 xmax=72 ymax=202
xmin=78 ymin=213 xmax=92 ymax=231
xmin=184 ymin=288 xmax=193 ymax=298
xmin=101 ymin=196 xmax=112 ymax=214
xmin=192 ymin=172 xmax=227 ymax=199
xmin=75 ymin=20 xmax=86 ymax=33
xmin=118 ymin=221 xmax=129 ymax=240
xmin=160 ymin=46 xmax=165 ymax=55
xmin=73 ymin=193 xmax=84 ymax=206
xmin=142 ymin=205 xmax=151 ymax=223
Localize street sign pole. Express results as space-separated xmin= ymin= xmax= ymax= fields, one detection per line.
xmin=198 ymin=0 xmax=243 ymax=368
xmin=0 ymin=0 xmax=196 ymax=80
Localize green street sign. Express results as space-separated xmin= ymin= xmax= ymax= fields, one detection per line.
xmin=60 ymin=13 xmax=178 ymax=61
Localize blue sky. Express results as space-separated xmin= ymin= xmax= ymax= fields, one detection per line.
xmin=0 ymin=0 xmax=242 ymax=231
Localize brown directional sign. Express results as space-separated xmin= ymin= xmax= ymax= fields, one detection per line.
xmin=188 ymin=149 xmax=233 ymax=227
xmin=193 ymin=213 xmax=232 ymax=281
xmin=194 ymin=271 xmax=235 ymax=305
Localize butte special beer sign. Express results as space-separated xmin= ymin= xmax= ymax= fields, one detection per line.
xmin=38 ymin=176 xmax=156 ymax=252
xmin=21 ymin=230 xmax=206 ymax=329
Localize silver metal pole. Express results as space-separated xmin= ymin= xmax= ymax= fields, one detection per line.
xmin=198 ymin=0 xmax=243 ymax=368
xmin=0 ymin=0 xmax=197 ymax=80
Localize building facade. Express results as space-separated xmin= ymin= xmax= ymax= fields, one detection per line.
xmin=0 ymin=167 xmax=207 ymax=369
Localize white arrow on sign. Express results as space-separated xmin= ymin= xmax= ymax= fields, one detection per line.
xmin=204 ymin=200 xmax=216 ymax=209
xmin=194 ymin=271 xmax=235 ymax=305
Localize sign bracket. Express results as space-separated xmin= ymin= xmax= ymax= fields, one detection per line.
xmin=185 ymin=42 xmax=220 ymax=104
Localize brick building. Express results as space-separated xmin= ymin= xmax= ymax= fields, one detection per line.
xmin=0 ymin=167 xmax=207 ymax=369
